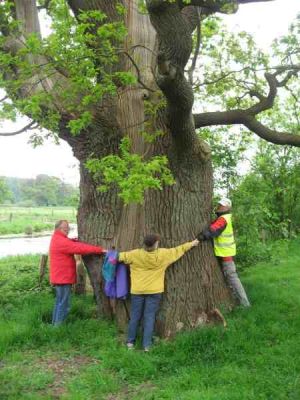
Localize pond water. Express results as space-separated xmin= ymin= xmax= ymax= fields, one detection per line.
xmin=0 ymin=225 xmax=77 ymax=258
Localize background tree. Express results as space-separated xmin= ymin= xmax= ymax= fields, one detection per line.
xmin=0 ymin=177 xmax=13 ymax=203
xmin=230 ymin=141 xmax=300 ymax=265
xmin=201 ymin=125 xmax=251 ymax=194
xmin=0 ymin=0 xmax=299 ymax=335
xmin=3 ymin=175 xmax=78 ymax=206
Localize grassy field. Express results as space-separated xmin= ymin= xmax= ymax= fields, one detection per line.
xmin=0 ymin=206 xmax=76 ymax=235
xmin=0 ymin=241 xmax=300 ymax=399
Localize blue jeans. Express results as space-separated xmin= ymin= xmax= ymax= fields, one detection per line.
xmin=127 ymin=293 xmax=162 ymax=349
xmin=52 ymin=284 xmax=72 ymax=325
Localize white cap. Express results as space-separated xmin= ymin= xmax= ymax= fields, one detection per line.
xmin=218 ymin=198 xmax=232 ymax=208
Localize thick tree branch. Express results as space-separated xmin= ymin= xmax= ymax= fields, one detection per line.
xmin=248 ymin=67 xmax=299 ymax=114
xmin=248 ymin=90 xmax=265 ymax=102
xmin=188 ymin=8 xmax=202 ymax=85
xmin=181 ymin=5 xmax=204 ymax=31
xmin=146 ymin=0 xmax=202 ymax=152
xmin=147 ymin=1 xmax=193 ymax=68
xmin=194 ymin=109 xmax=245 ymax=127
xmin=146 ymin=0 xmax=277 ymax=154
xmin=194 ymin=63 xmax=300 ymax=147
xmin=247 ymin=72 xmax=277 ymax=114
xmin=194 ymin=110 xmax=300 ymax=146
xmin=67 ymin=0 xmax=121 ymax=22
xmin=180 ymin=0 xmax=274 ymax=13
xmin=276 ymin=70 xmax=298 ymax=87
xmin=238 ymin=0 xmax=273 ymax=3
xmin=243 ymin=116 xmax=300 ymax=146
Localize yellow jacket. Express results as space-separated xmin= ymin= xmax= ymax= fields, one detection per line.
xmin=119 ymin=242 xmax=193 ymax=294
xmin=213 ymin=213 xmax=236 ymax=257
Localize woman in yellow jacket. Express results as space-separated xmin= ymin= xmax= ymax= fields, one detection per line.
xmin=119 ymin=234 xmax=199 ymax=351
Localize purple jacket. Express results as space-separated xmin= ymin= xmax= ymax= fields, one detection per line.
xmin=102 ymin=249 xmax=129 ymax=299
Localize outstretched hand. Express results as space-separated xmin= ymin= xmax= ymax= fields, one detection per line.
xmin=191 ymin=239 xmax=200 ymax=247
xmin=196 ymin=232 xmax=205 ymax=241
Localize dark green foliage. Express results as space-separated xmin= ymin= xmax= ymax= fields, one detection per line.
xmin=0 ymin=177 xmax=13 ymax=204
xmin=232 ymin=142 xmax=300 ymax=266
xmin=0 ymin=255 xmax=50 ymax=308
xmin=2 ymin=174 xmax=79 ymax=206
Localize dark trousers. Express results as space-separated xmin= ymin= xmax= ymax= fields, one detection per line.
xmin=127 ymin=293 xmax=162 ymax=349
xmin=52 ymin=284 xmax=72 ymax=325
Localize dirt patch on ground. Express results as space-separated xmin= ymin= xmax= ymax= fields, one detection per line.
xmin=39 ymin=355 xmax=100 ymax=398
xmin=106 ymin=382 xmax=156 ymax=400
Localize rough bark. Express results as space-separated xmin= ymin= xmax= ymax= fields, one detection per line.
xmin=76 ymin=122 xmax=233 ymax=335
xmin=74 ymin=256 xmax=86 ymax=295
xmin=72 ymin=0 xmax=233 ymax=335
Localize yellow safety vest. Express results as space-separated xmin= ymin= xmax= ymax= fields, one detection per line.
xmin=213 ymin=213 xmax=236 ymax=257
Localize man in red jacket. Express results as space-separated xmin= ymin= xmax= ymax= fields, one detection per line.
xmin=49 ymin=220 xmax=106 ymax=325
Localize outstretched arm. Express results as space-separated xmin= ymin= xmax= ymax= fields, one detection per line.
xmin=58 ymin=237 xmax=106 ymax=256
xmin=198 ymin=217 xmax=227 ymax=240
xmin=163 ymin=239 xmax=199 ymax=265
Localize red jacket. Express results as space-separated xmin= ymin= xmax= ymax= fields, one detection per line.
xmin=49 ymin=230 xmax=104 ymax=284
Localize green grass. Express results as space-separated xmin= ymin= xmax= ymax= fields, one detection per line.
xmin=1 ymin=242 xmax=300 ymax=399
xmin=0 ymin=206 xmax=76 ymax=235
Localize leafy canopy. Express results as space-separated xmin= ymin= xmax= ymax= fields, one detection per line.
xmin=0 ymin=2 xmax=299 ymax=203
xmin=0 ymin=0 xmax=134 ymax=135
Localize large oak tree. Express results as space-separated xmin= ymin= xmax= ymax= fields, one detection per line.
xmin=0 ymin=0 xmax=299 ymax=335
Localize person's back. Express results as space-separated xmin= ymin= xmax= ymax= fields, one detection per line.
xmin=119 ymin=234 xmax=199 ymax=351
xmin=119 ymin=242 xmax=194 ymax=294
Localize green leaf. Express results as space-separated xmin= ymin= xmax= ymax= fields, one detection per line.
xmin=86 ymin=137 xmax=175 ymax=204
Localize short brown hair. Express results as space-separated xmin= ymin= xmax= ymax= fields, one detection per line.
xmin=143 ymin=233 xmax=160 ymax=249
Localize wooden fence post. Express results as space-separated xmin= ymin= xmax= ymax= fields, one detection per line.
xmin=39 ymin=254 xmax=48 ymax=285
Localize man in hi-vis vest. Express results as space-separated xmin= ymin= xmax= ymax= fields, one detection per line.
xmin=198 ymin=198 xmax=250 ymax=307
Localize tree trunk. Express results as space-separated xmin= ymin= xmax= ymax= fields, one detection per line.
xmin=63 ymin=0 xmax=234 ymax=337
xmin=74 ymin=255 xmax=86 ymax=295
xmin=75 ymin=130 xmax=232 ymax=336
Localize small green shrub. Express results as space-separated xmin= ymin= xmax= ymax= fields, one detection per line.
xmin=24 ymin=225 xmax=33 ymax=235
xmin=236 ymin=237 xmax=272 ymax=268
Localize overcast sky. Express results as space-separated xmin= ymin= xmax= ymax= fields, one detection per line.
xmin=0 ymin=0 xmax=298 ymax=186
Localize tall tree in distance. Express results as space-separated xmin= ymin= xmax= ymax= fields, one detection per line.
xmin=0 ymin=0 xmax=299 ymax=335
xmin=4 ymin=175 xmax=79 ymax=206
xmin=0 ymin=177 xmax=12 ymax=203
